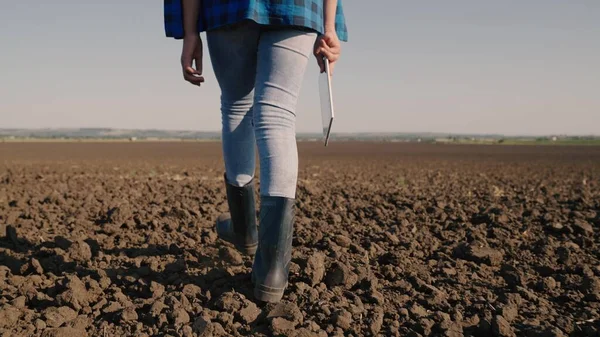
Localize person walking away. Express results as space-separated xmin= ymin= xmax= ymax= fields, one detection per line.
xmin=164 ymin=0 xmax=348 ymax=302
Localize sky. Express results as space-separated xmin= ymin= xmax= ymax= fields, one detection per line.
xmin=1 ymin=0 xmax=599 ymax=136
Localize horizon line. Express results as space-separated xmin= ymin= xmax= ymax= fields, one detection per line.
xmin=1 ymin=127 xmax=599 ymax=138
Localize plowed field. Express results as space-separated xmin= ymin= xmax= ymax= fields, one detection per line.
xmin=1 ymin=142 xmax=599 ymax=337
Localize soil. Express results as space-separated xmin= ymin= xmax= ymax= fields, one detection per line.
xmin=0 ymin=142 xmax=599 ymax=337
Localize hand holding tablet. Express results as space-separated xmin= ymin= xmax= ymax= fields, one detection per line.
xmin=318 ymin=57 xmax=335 ymax=146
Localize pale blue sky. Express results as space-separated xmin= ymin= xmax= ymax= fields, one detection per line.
xmin=1 ymin=1 xmax=599 ymax=135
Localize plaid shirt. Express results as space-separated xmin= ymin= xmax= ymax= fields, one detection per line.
xmin=164 ymin=0 xmax=348 ymax=42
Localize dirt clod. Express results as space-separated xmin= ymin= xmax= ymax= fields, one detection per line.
xmin=170 ymin=307 xmax=190 ymax=325
xmin=215 ymin=292 xmax=244 ymax=312
xmin=333 ymin=235 xmax=352 ymax=248
xmin=181 ymin=284 xmax=201 ymax=299
xmin=410 ymin=303 xmax=428 ymax=319
xmin=120 ymin=307 xmax=138 ymax=322
xmin=43 ymin=306 xmax=77 ymax=328
xmin=492 ymin=315 xmax=515 ymax=337
xmin=41 ymin=327 xmax=88 ymax=337
xmin=501 ymin=305 xmax=518 ymax=323
xmin=267 ymin=302 xmax=303 ymax=326
xmin=239 ymin=302 xmax=261 ymax=324
xmin=218 ymin=247 xmax=243 ymax=265
xmin=332 ymin=310 xmax=352 ymax=330
xmin=0 ymin=306 xmax=22 ymax=328
xmin=30 ymin=258 xmax=44 ymax=274
xmin=272 ymin=317 xmax=296 ymax=335
xmin=67 ymin=240 xmax=92 ymax=263
xmin=572 ymin=220 xmax=593 ymax=235
xmin=461 ymin=243 xmax=504 ymax=266
xmin=304 ymin=253 xmax=326 ymax=286
xmin=324 ymin=262 xmax=357 ymax=289
xmin=56 ymin=275 xmax=91 ymax=311
xmin=369 ymin=309 xmax=384 ymax=335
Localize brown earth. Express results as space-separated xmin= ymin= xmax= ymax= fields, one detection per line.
xmin=0 ymin=142 xmax=599 ymax=337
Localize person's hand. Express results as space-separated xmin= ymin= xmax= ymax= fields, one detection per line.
xmin=314 ymin=30 xmax=341 ymax=74
xmin=181 ymin=34 xmax=204 ymax=86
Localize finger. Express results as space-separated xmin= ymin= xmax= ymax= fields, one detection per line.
xmin=313 ymin=38 xmax=322 ymax=55
xmin=183 ymin=75 xmax=204 ymax=85
xmin=328 ymin=44 xmax=341 ymax=55
xmin=321 ymin=40 xmax=340 ymax=54
xmin=184 ymin=68 xmax=204 ymax=80
xmin=320 ymin=49 xmax=338 ymax=63
xmin=319 ymin=46 xmax=340 ymax=61
xmin=183 ymin=73 xmax=204 ymax=86
xmin=316 ymin=46 xmax=336 ymax=58
xmin=314 ymin=47 xmax=324 ymax=60
xmin=316 ymin=55 xmax=325 ymax=73
xmin=194 ymin=57 xmax=202 ymax=74
xmin=323 ymin=38 xmax=341 ymax=55
xmin=194 ymin=48 xmax=203 ymax=74
xmin=320 ymin=39 xmax=328 ymax=49
xmin=185 ymin=66 xmax=201 ymax=76
xmin=183 ymin=69 xmax=204 ymax=84
xmin=329 ymin=61 xmax=335 ymax=76
xmin=317 ymin=41 xmax=340 ymax=56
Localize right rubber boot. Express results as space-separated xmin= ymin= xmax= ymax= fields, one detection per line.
xmin=252 ymin=196 xmax=295 ymax=303
xmin=215 ymin=175 xmax=258 ymax=256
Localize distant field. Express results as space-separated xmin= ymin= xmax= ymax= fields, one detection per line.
xmin=2 ymin=137 xmax=600 ymax=146
xmin=498 ymin=139 xmax=600 ymax=146
xmin=0 ymin=138 xmax=217 ymax=143
xmin=2 ymin=128 xmax=598 ymax=146
xmin=445 ymin=138 xmax=600 ymax=146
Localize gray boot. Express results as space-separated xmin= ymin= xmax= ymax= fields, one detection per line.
xmin=215 ymin=175 xmax=258 ymax=255
xmin=252 ymin=196 xmax=295 ymax=303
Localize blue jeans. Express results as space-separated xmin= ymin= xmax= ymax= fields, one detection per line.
xmin=207 ymin=21 xmax=316 ymax=198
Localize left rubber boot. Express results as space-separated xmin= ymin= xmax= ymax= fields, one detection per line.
xmin=215 ymin=175 xmax=258 ymax=256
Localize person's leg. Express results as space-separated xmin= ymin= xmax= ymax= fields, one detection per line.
xmin=207 ymin=22 xmax=261 ymax=255
xmin=251 ymin=28 xmax=316 ymax=302
xmin=252 ymin=28 xmax=316 ymax=197
xmin=207 ymin=22 xmax=260 ymax=187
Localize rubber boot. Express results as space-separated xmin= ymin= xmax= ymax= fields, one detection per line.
xmin=215 ymin=175 xmax=258 ymax=255
xmin=252 ymin=196 xmax=295 ymax=303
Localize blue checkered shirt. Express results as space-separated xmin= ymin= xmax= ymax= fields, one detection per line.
xmin=164 ymin=0 xmax=348 ymax=42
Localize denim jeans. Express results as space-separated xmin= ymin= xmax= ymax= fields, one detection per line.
xmin=207 ymin=21 xmax=316 ymax=198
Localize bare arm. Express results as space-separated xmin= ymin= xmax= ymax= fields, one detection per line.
xmin=182 ymin=0 xmax=200 ymax=37
xmin=323 ymin=0 xmax=337 ymax=33
xmin=181 ymin=0 xmax=204 ymax=86
xmin=314 ymin=0 xmax=341 ymax=73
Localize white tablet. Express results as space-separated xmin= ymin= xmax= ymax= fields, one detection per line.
xmin=318 ymin=57 xmax=334 ymax=146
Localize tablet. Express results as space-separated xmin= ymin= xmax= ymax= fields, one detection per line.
xmin=318 ymin=57 xmax=334 ymax=146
